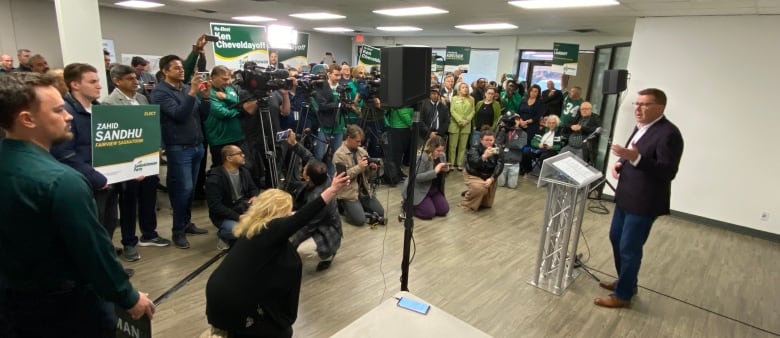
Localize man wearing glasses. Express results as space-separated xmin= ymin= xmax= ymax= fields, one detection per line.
xmin=594 ymin=88 xmax=684 ymax=308
xmin=205 ymin=145 xmax=259 ymax=250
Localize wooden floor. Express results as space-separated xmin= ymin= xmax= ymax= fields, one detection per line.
xmin=119 ymin=171 xmax=780 ymax=338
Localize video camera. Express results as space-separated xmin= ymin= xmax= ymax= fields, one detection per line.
xmin=356 ymin=67 xmax=381 ymax=100
xmin=497 ymin=110 xmax=520 ymax=131
xmin=293 ymin=73 xmax=324 ymax=93
xmin=233 ymin=61 xmax=292 ymax=99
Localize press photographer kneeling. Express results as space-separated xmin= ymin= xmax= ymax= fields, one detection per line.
xmin=333 ymin=125 xmax=386 ymax=226
xmin=459 ymin=126 xmax=504 ymax=211
xmin=284 ymin=130 xmax=342 ymax=271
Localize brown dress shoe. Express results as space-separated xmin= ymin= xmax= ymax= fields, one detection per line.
xmin=598 ymin=280 xmax=638 ymax=295
xmin=599 ymin=280 xmax=618 ymax=291
xmin=594 ymin=295 xmax=631 ymax=308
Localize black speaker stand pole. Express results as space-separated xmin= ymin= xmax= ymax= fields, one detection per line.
xmin=400 ymin=104 xmax=422 ymax=292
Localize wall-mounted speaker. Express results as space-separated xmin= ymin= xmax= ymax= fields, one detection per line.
xmin=602 ymin=69 xmax=628 ymax=94
xmin=380 ymin=47 xmax=432 ymax=108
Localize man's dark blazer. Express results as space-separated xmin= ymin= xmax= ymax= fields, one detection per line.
xmin=542 ymin=88 xmax=563 ymax=116
xmin=615 ymin=116 xmax=684 ymax=217
xmin=419 ymin=99 xmax=450 ymax=139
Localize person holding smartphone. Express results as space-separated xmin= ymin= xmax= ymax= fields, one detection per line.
xmin=459 ymin=127 xmax=503 ymax=211
xmin=400 ymin=136 xmax=450 ymax=220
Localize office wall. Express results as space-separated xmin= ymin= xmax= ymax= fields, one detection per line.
xmin=608 ymin=15 xmax=780 ymax=235
xmin=365 ymin=34 xmax=631 ymax=82
xmin=1 ymin=0 xmax=354 ymax=69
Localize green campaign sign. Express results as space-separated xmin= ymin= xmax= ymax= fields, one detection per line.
xmin=92 ymin=105 xmax=161 ymax=184
xmin=552 ymin=42 xmax=579 ymax=75
xmin=277 ymin=32 xmax=309 ymax=70
xmin=444 ymin=46 xmax=471 ymax=73
xmin=210 ymin=23 xmax=268 ymax=70
xmin=358 ymin=45 xmax=381 ymax=68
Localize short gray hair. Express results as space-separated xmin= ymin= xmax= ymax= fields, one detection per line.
xmin=110 ymin=64 xmax=135 ymax=80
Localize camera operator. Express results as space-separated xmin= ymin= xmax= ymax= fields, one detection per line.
xmin=285 ymin=130 xmax=342 ymax=271
xmin=459 ymin=127 xmax=504 ymax=211
xmin=205 ymin=65 xmax=246 ymax=167
xmin=495 ymin=114 xmax=528 ymax=188
xmin=334 ymin=125 xmax=385 ymax=226
xmin=315 ymin=66 xmax=353 ymax=174
xmin=205 ymin=145 xmax=259 ymax=250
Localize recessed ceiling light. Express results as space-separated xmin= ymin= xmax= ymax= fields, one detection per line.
xmin=376 ymin=26 xmax=423 ymax=32
xmin=508 ymin=0 xmax=619 ymax=9
xmin=314 ymin=27 xmax=355 ymax=32
xmin=373 ymin=6 xmax=448 ymax=16
xmin=290 ymin=12 xmax=346 ymax=20
xmin=232 ymin=15 xmax=276 ymax=22
xmin=115 ymin=1 xmax=164 ymax=8
xmin=455 ymin=23 xmax=518 ymax=30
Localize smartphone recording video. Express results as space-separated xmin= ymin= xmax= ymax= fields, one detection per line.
xmin=275 ymin=130 xmax=290 ymax=143
xmin=204 ymin=35 xmax=220 ymax=42
xmin=197 ymin=72 xmax=210 ymax=81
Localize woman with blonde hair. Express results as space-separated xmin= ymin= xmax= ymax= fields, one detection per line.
xmin=447 ymin=82 xmax=475 ymax=171
xmin=205 ymin=173 xmax=349 ymax=338
xmin=401 ymin=136 xmax=450 ymax=219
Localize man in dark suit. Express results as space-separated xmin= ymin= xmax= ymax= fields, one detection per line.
xmin=594 ymin=88 xmax=684 ymax=308
xmin=542 ymin=80 xmax=563 ymax=116
xmin=420 ymin=86 xmax=450 ymax=142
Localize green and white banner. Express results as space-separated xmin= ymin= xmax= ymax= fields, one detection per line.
xmin=277 ymin=32 xmax=310 ymax=70
xmin=210 ymin=23 xmax=309 ymax=71
xmin=444 ymin=46 xmax=471 ymax=73
xmin=210 ymin=23 xmax=268 ymax=70
xmin=92 ymin=105 xmax=161 ymax=184
xmin=552 ymin=42 xmax=579 ymax=75
xmin=358 ymin=45 xmax=381 ymax=68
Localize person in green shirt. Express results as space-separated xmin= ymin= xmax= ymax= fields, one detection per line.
xmin=0 ymin=72 xmax=155 ymax=337
xmin=206 ymin=65 xmax=252 ymax=167
xmin=448 ymin=82 xmax=475 ymax=170
xmin=500 ymin=80 xmax=523 ymax=114
xmin=560 ymin=86 xmax=584 ymax=127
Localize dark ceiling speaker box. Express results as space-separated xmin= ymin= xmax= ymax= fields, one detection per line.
xmin=602 ymin=69 xmax=628 ymax=94
xmin=380 ymin=47 xmax=432 ymax=108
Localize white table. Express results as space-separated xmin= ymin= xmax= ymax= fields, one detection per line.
xmin=331 ymin=291 xmax=492 ymax=338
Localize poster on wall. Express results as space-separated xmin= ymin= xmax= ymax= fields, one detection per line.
xmin=120 ymin=54 xmax=162 ymax=74
xmin=276 ymin=32 xmax=309 ymax=70
xmin=444 ymin=46 xmax=471 ymax=73
xmin=209 ymin=22 xmax=268 ymax=70
xmin=552 ymin=42 xmax=579 ymax=75
xmin=102 ymin=39 xmax=116 ymax=63
xmin=358 ymin=45 xmax=381 ymax=70
xmin=91 ymin=105 xmax=161 ymax=184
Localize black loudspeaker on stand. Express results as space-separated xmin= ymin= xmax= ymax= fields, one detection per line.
xmin=602 ymin=69 xmax=628 ymax=94
xmin=379 ymin=46 xmax=432 ymax=291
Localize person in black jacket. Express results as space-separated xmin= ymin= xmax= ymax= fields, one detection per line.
xmin=459 ymin=127 xmax=504 ymax=211
xmin=205 ymin=145 xmax=259 ymax=248
xmin=285 ymin=130 xmax=342 ymax=271
xmin=205 ymin=173 xmax=349 ymax=338
xmin=419 ymin=86 xmax=450 ymax=143
xmin=542 ymin=80 xmax=563 ymax=116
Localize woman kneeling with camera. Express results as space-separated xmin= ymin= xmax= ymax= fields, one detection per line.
xmin=205 ymin=174 xmax=349 ymax=338
xmin=459 ymin=127 xmax=504 ymax=211
xmin=401 ymin=136 xmax=450 ymax=219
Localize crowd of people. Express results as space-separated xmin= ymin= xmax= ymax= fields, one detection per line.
xmin=0 ymin=36 xmax=634 ymax=337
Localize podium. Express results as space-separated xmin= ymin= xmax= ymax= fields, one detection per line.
xmin=528 ymin=152 xmax=602 ymax=295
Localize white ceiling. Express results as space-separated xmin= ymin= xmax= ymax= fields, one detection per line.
xmin=98 ymin=0 xmax=780 ymax=37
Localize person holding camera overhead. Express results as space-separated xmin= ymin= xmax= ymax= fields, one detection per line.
xmin=459 ymin=127 xmax=504 ymax=211
xmin=205 ymin=145 xmax=260 ymax=250
xmin=401 ymin=136 xmax=450 ymax=220
xmin=333 ymin=125 xmax=386 ymax=226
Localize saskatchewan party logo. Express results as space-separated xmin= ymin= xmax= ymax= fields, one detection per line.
xmin=134 ymin=159 xmax=157 ymax=172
